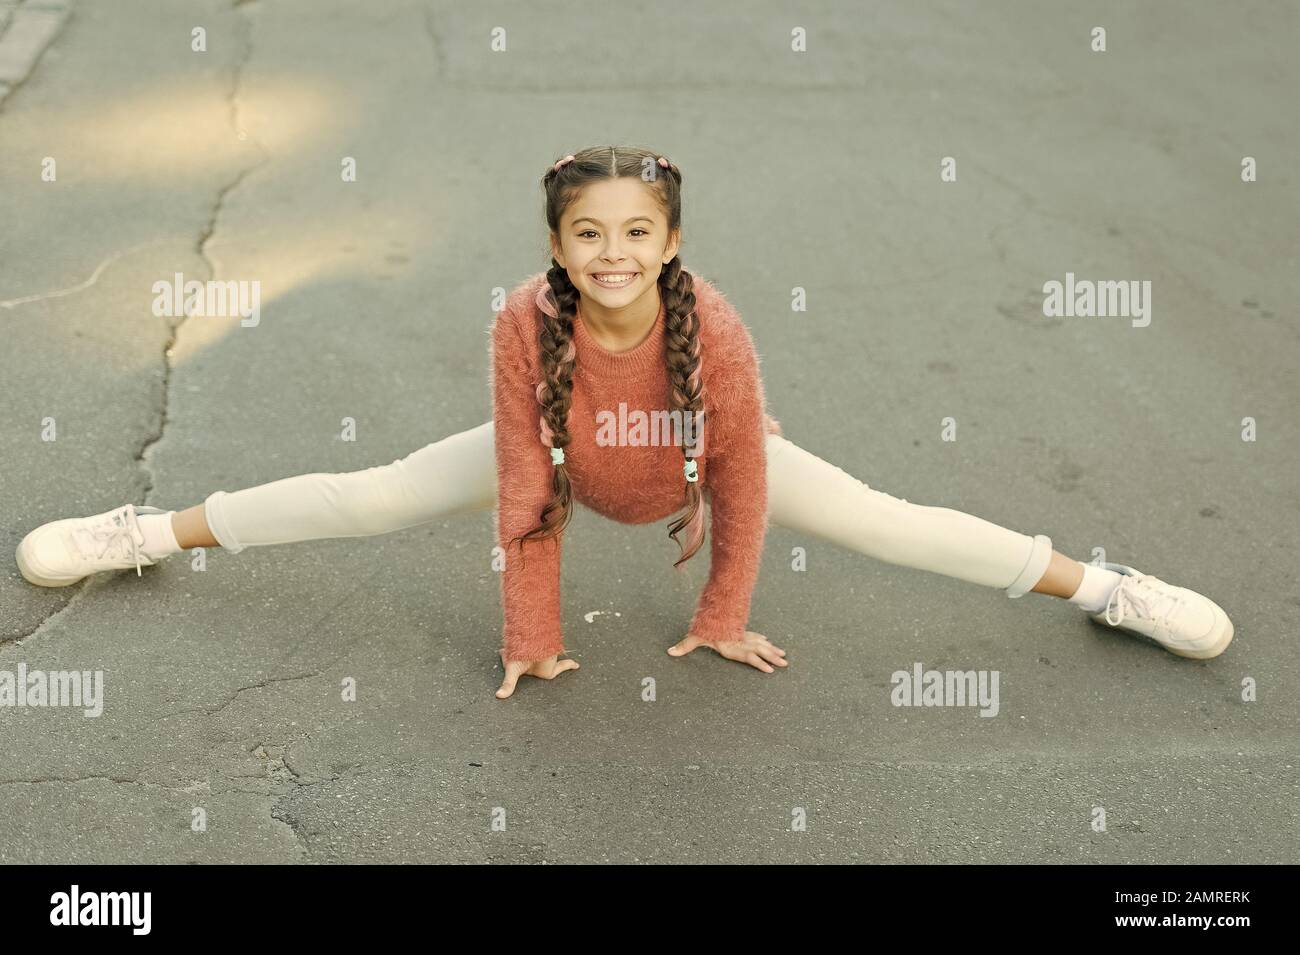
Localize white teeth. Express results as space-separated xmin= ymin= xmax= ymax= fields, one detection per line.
xmin=595 ymin=273 xmax=635 ymax=284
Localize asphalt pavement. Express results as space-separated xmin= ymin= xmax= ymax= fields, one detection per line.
xmin=1 ymin=0 xmax=1296 ymax=863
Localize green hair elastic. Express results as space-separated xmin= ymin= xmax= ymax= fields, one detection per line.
xmin=550 ymin=447 xmax=565 ymax=465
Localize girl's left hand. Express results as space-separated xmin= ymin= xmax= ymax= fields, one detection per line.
xmin=667 ymin=631 xmax=789 ymax=673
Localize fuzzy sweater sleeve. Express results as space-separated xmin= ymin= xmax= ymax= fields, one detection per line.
xmin=490 ymin=300 xmax=566 ymax=664
xmin=686 ymin=301 xmax=769 ymax=644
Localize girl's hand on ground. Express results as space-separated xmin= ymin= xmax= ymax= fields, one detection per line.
xmin=495 ymin=651 xmax=580 ymax=699
xmin=666 ymin=631 xmax=789 ymax=673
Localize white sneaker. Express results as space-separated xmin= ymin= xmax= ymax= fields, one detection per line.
xmin=16 ymin=503 xmax=170 ymax=588
xmin=1088 ymin=562 xmax=1234 ymax=659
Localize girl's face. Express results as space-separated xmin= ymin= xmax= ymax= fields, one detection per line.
xmin=550 ymin=177 xmax=681 ymax=312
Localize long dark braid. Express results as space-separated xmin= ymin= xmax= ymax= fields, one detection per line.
xmin=507 ymin=265 xmax=579 ymax=564
xmin=659 ymin=256 xmax=707 ymax=567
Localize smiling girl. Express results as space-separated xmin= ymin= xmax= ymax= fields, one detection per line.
xmin=17 ymin=145 xmax=1234 ymax=700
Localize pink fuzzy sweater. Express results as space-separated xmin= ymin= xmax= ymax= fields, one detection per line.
xmin=488 ymin=270 xmax=781 ymax=663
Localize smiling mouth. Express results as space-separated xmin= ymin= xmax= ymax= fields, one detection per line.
xmin=591 ymin=271 xmax=639 ymax=288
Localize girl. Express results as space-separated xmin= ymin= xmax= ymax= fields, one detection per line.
xmin=16 ymin=145 xmax=1234 ymax=701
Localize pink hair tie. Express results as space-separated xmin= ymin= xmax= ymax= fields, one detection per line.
xmin=657 ymin=156 xmax=669 ymax=169
xmin=535 ymin=284 xmax=558 ymax=318
xmin=553 ymin=154 xmax=576 ymax=171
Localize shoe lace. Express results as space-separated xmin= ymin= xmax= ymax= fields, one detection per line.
xmin=1104 ymin=573 xmax=1186 ymax=629
xmin=76 ymin=504 xmax=145 ymax=576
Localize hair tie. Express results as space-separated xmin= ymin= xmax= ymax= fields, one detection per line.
xmin=550 ymin=447 xmax=565 ymax=466
xmin=657 ymin=156 xmax=669 ymax=169
xmin=683 ymin=458 xmax=698 ymax=482
xmin=553 ymin=154 xmax=576 ymax=171
xmin=535 ymin=284 xmax=559 ymax=319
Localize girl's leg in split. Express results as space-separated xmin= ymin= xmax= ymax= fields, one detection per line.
xmin=759 ymin=433 xmax=1236 ymax=659
xmin=193 ymin=420 xmax=498 ymax=552
xmin=16 ymin=421 xmax=498 ymax=587
xmin=762 ymin=433 xmax=1066 ymax=600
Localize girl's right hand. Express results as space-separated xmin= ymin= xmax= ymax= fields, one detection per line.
xmin=494 ymin=651 xmax=580 ymax=699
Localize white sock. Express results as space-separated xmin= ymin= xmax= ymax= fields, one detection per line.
xmin=137 ymin=511 xmax=181 ymax=559
xmin=1067 ymin=562 xmax=1123 ymax=612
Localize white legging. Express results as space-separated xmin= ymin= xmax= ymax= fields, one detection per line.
xmin=202 ymin=422 xmax=1053 ymax=598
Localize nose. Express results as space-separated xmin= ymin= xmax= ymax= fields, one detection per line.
xmin=599 ymin=240 xmax=628 ymax=264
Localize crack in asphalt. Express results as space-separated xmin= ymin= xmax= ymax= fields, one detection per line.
xmin=145 ymin=567 xmax=383 ymax=858
xmin=151 ymin=568 xmax=383 ymax=723
xmin=3 ymin=0 xmax=320 ymax=863
xmin=249 ymin=738 xmax=368 ymax=862
xmin=0 ymin=731 xmax=361 ymax=864
xmin=0 ymin=239 xmax=174 ymax=310
xmin=2 ymin=571 xmax=113 ymax=647
xmin=422 ymin=1 xmax=445 ymax=80
xmin=138 ymin=0 xmax=270 ymax=508
xmin=0 ymin=0 xmax=74 ymax=110
xmin=0 ymin=773 xmax=209 ymax=794
xmin=6 ymin=1 xmax=270 ymax=648
xmin=7 ymin=0 xmax=394 ymax=863
xmin=157 ymin=670 xmax=330 ymax=723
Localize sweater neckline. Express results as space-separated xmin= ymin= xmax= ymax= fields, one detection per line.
xmin=572 ymin=294 xmax=667 ymax=378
